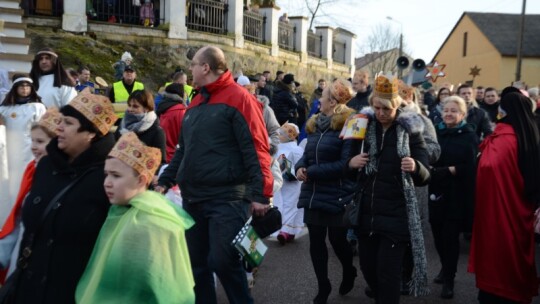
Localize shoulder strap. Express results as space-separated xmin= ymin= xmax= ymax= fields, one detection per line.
xmin=32 ymin=167 xmax=98 ymax=242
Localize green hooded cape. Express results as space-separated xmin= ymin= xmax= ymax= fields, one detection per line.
xmin=76 ymin=191 xmax=195 ymax=304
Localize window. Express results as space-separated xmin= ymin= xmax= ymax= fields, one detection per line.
xmin=463 ymin=32 xmax=468 ymax=57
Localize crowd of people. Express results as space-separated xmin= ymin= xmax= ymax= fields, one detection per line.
xmin=0 ymin=45 xmax=539 ymax=304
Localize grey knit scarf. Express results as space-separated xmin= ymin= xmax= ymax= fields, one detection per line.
xmin=120 ymin=111 xmax=157 ymax=135
xmin=365 ymin=121 xmax=429 ymax=296
xmin=315 ymin=113 xmax=332 ymax=131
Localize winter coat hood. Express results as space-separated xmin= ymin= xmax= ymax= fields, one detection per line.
xmin=156 ymin=93 xmax=184 ymax=116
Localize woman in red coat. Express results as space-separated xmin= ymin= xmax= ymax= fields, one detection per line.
xmin=469 ymin=91 xmax=540 ymax=304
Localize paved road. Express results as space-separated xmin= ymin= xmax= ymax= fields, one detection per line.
xmin=217 ymin=227 xmax=540 ymax=304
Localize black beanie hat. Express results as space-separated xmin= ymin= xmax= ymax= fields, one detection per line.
xmin=283 ymin=74 xmax=295 ymax=85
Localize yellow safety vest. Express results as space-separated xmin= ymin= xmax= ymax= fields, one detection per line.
xmin=164 ymin=82 xmax=193 ymax=101
xmin=113 ymin=81 xmax=144 ymax=117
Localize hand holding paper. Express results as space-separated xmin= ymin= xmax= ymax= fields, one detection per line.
xmin=349 ymin=153 xmax=369 ymax=169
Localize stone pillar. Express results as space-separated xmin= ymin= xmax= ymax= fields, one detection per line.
xmin=62 ymin=0 xmax=87 ymax=32
xmin=289 ymin=16 xmax=308 ymax=63
xmin=167 ymin=0 xmax=187 ymax=39
xmin=227 ymin=0 xmax=244 ymax=48
xmin=260 ymin=6 xmax=280 ymax=57
xmin=335 ymin=29 xmax=357 ymax=74
xmin=316 ymin=26 xmax=334 ymax=67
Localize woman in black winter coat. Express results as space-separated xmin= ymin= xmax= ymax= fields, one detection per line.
xmin=428 ymin=96 xmax=478 ymax=299
xmin=295 ymin=79 xmax=356 ymax=304
xmin=271 ymin=74 xmax=298 ymax=125
xmin=115 ymin=89 xmax=166 ymax=167
xmin=3 ymin=94 xmax=117 ymax=304
xmin=348 ymin=74 xmax=431 ymax=303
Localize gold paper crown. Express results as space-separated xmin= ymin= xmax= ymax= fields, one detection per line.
xmin=331 ymin=79 xmax=354 ymax=104
xmin=374 ymin=72 xmax=399 ymax=100
xmin=69 ymin=93 xmax=117 ymax=135
xmin=397 ymin=80 xmax=414 ymax=101
xmin=38 ymin=107 xmax=62 ymax=136
xmin=109 ymin=132 xmax=161 ymax=184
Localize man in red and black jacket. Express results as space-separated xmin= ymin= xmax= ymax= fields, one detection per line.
xmin=156 ymin=46 xmax=273 ymax=304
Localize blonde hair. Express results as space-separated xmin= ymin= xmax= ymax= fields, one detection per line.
xmin=369 ymin=94 xmax=402 ymax=110
xmin=443 ymin=96 xmax=467 ymax=115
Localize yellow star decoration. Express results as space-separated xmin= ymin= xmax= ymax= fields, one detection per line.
xmin=469 ymin=65 xmax=481 ymax=77
xmin=425 ymin=61 xmax=446 ymax=82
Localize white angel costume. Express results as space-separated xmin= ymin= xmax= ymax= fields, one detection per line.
xmin=0 ymin=102 xmax=46 ymax=226
xmin=272 ymin=141 xmax=304 ymax=236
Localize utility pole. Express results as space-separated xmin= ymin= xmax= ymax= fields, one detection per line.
xmin=515 ymin=0 xmax=526 ymax=82
xmin=387 ymin=16 xmax=403 ymax=79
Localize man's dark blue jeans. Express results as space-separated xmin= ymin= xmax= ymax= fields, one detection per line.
xmin=183 ymin=199 xmax=252 ymax=304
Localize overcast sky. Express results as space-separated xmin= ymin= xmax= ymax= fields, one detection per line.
xmin=276 ymin=0 xmax=540 ymax=62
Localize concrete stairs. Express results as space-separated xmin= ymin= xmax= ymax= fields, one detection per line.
xmin=0 ymin=0 xmax=32 ymax=76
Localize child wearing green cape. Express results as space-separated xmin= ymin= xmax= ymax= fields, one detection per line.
xmin=76 ymin=132 xmax=195 ymax=304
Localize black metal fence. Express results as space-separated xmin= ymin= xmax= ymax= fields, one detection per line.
xmin=243 ymin=10 xmax=264 ymax=44
xmin=278 ymin=21 xmax=295 ymax=51
xmin=333 ymin=41 xmax=346 ymax=64
xmin=22 ymin=0 xmax=63 ymax=17
xmin=186 ymin=0 xmax=228 ymax=34
xmin=307 ymin=31 xmax=322 ymax=58
xmin=87 ymin=0 xmax=164 ymax=27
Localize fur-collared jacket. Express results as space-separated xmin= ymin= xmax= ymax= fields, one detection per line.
xmin=356 ymin=107 xmax=431 ymax=242
xmin=296 ymin=107 xmax=357 ymax=214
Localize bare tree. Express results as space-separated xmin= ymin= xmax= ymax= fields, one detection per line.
xmin=304 ymin=0 xmax=332 ymax=31
xmin=358 ymin=23 xmax=410 ymax=77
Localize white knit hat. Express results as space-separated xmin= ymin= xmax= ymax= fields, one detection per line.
xmin=121 ymin=51 xmax=133 ymax=62
xmin=236 ymin=75 xmax=251 ymax=86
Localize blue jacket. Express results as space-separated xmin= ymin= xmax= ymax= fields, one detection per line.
xmin=296 ymin=107 xmax=356 ymax=214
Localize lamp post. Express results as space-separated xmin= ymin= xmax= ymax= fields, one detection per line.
xmin=515 ymin=0 xmax=526 ymax=82
xmin=387 ymin=16 xmax=403 ymax=79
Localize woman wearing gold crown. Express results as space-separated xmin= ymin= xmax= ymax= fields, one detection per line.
xmin=348 ymin=72 xmax=431 ymax=303
xmin=0 ymin=93 xmax=117 ymax=303
xmin=76 ymin=132 xmax=195 ymax=303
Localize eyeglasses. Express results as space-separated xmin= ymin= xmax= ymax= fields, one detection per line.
xmin=190 ymin=61 xmax=206 ymax=67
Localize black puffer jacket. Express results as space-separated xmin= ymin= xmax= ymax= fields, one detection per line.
xmin=296 ymin=107 xmax=356 ymax=214
xmin=270 ymin=81 xmax=298 ymax=125
xmin=356 ymin=109 xmax=431 ymax=242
